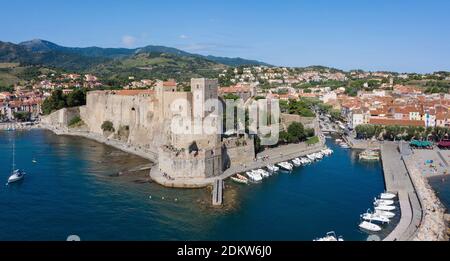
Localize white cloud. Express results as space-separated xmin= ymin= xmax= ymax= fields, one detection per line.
xmin=121 ymin=35 xmax=137 ymax=47
xmin=179 ymin=34 xmax=188 ymax=39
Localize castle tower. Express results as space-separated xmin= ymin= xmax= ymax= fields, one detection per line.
xmin=191 ymin=78 xmax=218 ymax=119
xmin=155 ymin=80 xmax=178 ymax=120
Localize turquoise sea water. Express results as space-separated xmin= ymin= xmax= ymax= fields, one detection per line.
xmin=0 ymin=130 xmax=390 ymax=241
xmin=429 ymin=176 xmax=450 ymax=212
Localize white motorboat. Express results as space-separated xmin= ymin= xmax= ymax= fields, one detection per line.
xmin=291 ymin=158 xmax=302 ymax=167
xmin=361 ymin=212 xmax=390 ymax=224
xmin=277 ymin=162 xmax=293 ymax=171
xmin=246 ymin=171 xmax=262 ymax=182
xmin=266 ymin=164 xmax=279 ymax=172
xmin=374 ymin=205 xmax=396 ymax=211
xmin=335 ymin=139 xmax=343 ymax=143
xmin=231 ymin=174 xmax=248 ymax=185
xmin=313 ymin=231 xmax=344 ymax=241
xmin=315 ymin=152 xmax=324 ymax=159
xmin=254 ymin=169 xmax=270 ymax=178
xmin=306 ymin=154 xmax=316 ymax=161
xmin=380 ymin=193 xmax=397 ymax=200
xmin=321 ymin=149 xmax=333 ymax=156
xmin=326 ymin=148 xmax=334 ymax=155
xmin=359 ymin=221 xmax=382 ymax=232
xmin=301 ymin=158 xmax=312 ymax=165
xmin=374 ymin=198 xmax=394 ymax=206
xmin=374 ymin=210 xmax=395 ymax=219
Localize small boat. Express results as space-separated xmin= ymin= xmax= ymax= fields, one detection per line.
xmin=266 ymin=164 xmax=279 ymax=172
xmin=321 ymin=149 xmax=333 ymax=156
xmin=32 ymin=159 xmax=37 ymax=163
xmin=292 ymin=158 xmax=302 ymax=167
xmin=313 ymin=231 xmax=344 ymax=241
xmin=361 ymin=211 xmax=390 ymax=224
xmin=277 ymin=162 xmax=293 ymax=171
xmin=301 ymin=158 xmax=312 ymax=165
xmin=246 ymin=171 xmax=262 ymax=182
xmin=254 ymin=169 xmax=270 ymax=178
xmin=335 ymin=139 xmax=343 ymax=143
xmin=380 ymin=193 xmax=396 ymax=200
xmin=374 ymin=205 xmax=396 ymax=211
xmin=359 ymin=150 xmax=380 ymax=161
xmin=7 ymin=139 xmax=25 ymax=184
xmin=374 ymin=210 xmax=395 ymax=219
xmin=306 ymin=154 xmax=316 ymax=161
xmin=359 ymin=221 xmax=382 ymax=232
xmin=374 ymin=198 xmax=394 ymax=206
xmin=8 ymin=169 xmax=25 ymax=184
xmin=231 ymin=174 xmax=248 ymax=185
xmin=311 ymin=152 xmax=323 ymax=160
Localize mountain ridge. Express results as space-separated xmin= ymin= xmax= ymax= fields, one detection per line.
xmin=13 ymin=39 xmax=270 ymax=67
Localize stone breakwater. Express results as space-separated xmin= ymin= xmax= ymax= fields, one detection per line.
xmin=404 ymin=157 xmax=448 ymax=241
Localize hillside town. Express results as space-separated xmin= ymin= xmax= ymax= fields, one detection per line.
xmin=2 ymin=66 xmax=450 ymax=133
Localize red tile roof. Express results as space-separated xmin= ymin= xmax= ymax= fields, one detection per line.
xmin=369 ymin=117 xmax=425 ymax=127
xmin=114 ymin=90 xmax=155 ymax=96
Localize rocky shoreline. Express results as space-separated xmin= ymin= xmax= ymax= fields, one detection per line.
xmin=38 ymin=123 xmax=157 ymax=162
xmin=404 ymin=157 xmax=449 ymax=241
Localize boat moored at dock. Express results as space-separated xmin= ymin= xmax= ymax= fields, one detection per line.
xmin=277 ymin=162 xmax=293 ymax=171
xmin=359 ymin=221 xmax=382 ymax=232
xmin=246 ymin=171 xmax=263 ymax=182
xmin=313 ymin=231 xmax=344 ymax=241
xmin=380 ymin=193 xmax=397 ymax=200
xmin=291 ymin=158 xmax=302 ymax=167
xmin=374 ymin=210 xmax=396 ymax=219
xmin=266 ymin=164 xmax=279 ymax=172
xmin=374 ymin=198 xmax=394 ymax=206
xmin=361 ymin=211 xmax=390 ymax=224
xmin=374 ymin=205 xmax=396 ymax=212
xmin=230 ymin=174 xmax=249 ymax=185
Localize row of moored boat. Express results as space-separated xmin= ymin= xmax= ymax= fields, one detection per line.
xmin=358 ymin=192 xmax=397 ymax=232
xmin=230 ymin=148 xmax=334 ymax=184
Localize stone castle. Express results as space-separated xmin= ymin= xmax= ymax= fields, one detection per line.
xmin=44 ymin=78 xmax=255 ymax=185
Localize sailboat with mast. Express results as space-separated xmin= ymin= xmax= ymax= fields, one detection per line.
xmin=7 ymin=137 xmax=25 ymax=184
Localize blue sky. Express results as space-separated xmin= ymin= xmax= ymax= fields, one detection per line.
xmin=1 ymin=0 xmax=449 ymax=73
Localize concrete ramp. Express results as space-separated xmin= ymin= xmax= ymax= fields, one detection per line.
xmin=212 ymin=179 xmax=223 ymax=206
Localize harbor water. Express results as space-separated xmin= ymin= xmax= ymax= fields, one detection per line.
xmin=0 ymin=130 xmax=390 ymax=241
xmin=429 ymin=176 xmax=450 ymax=212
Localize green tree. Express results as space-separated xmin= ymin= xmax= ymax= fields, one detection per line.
xmin=13 ymin=111 xmax=31 ymax=122
xmin=101 ymin=121 xmax=115 ymax=132
xmin=287 ymin=122 xmax=306 ymax=143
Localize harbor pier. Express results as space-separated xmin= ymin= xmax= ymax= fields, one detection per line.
xmin=212 ymin=179 xmax=224 ymax=206
xmin=382 ymin=143 xmax=422 ymax=241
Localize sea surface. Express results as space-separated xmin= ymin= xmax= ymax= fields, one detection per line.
xmin=0 ymin=130 xmax=391 ymax=241
xmin=429 ymin=176 xmax=450 ymax=212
